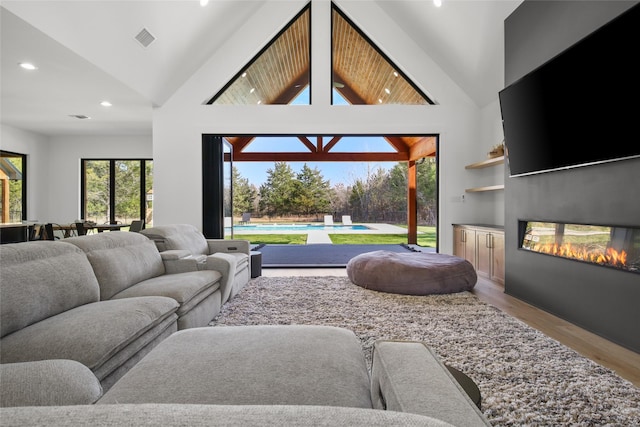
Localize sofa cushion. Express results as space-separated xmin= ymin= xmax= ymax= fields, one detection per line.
xmin=0 ymin=296 xmax=178 ymax=381
xmin=140 ymin=224 xmax=209 ymax=256
xmin=0 ymin=241 xmax=100 ymax=338
xmin=0 ymin=404 xmax=455 ymax=426
xmin=98 ymin=325 xmax=373 ymax=408
xmin=0 ymin=360 xmax=103 ymax=407
xmin=111 ymin=270 xmax=222 ymax=317
xmin=66 ymin=233 xmax=165 ymax=300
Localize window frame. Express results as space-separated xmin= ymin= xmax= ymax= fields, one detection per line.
xmin=0 ymin=150 xmax=27 ymax=223
xmin=80 ymin=158 xmax=152 ymax=224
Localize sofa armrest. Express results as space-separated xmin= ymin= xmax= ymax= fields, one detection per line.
xmin=159 ymin=249 xmax=192 ymax=261
xmin=370 ymin=340 xmax=490 ymax=426
xmin=206 ymin=239 xmax=250 ymax=256
xmin=1 ymin=360 xmax=103 ymax=407
xmin=204 ymin=252 xmax=237 ymax=304
xmin=160 ymin=250 xmax=203 ymax=274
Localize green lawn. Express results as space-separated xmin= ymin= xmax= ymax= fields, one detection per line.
xmin=229 ymin=225 xmax=436 ymax=247
xmin=329 ymin=226 xmax=436 ymax=247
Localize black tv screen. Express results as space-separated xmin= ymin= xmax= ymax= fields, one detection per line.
xmin=499 ymin=4 xmax=640 ymax=177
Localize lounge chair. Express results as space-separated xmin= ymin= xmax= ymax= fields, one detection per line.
xmin=324 ymin=215 xmax=334 ymax=226
xmin=342 ymin=215 xmax=352 ymax=225
xmin=240 ymin=212 xmax=251 ymax=224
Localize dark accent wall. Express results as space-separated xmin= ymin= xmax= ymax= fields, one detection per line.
xmin=504 ymin=1 xmax=640 ymax=352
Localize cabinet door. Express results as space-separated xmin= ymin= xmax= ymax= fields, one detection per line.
xmin=491 ymin=232 xmax=505 ymax=285
xmin=453 ymin=226 xmax=466 ymax=258
xmin=475 ymin=231 xmax=492 ymax=279
xmin=454 ymin=226 xmax=476 ymax=267
xmin=465 ymin=229 xmax=476 ymax=267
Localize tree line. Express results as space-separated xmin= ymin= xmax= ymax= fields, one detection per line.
xmin=231 ymin=159 xmax=436 ymax=225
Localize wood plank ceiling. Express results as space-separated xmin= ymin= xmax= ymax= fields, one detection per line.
xmin=212 ymin=4 xmax=436 ymax=163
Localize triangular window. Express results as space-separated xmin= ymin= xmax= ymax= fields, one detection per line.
xmin=331 ymin=3 xmax=434 ymax=105
xmin=208 ymin=2 xmax=433 ymax=106
xmin=208 ymin=4 xmax=311 ymax=105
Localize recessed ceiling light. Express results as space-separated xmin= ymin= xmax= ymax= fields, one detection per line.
xmin=241 ymin=72 xmax=247 ymax=78
xmin=200 ymin=0 xmax=209 ymax=6
xmin=384 ymin=88 xmax=391 ymax=94
xmin=19 ymin=62 xmax=38 ymax=70
xmin=434 ymin=0 xmax=442 ymax=7
xmin=378 ymin=99 xmax=383 ymax=103
xmin=250 ymin=88 xmax=255 ymax=94
xmin=100 ymin=101 xmax=112 ymax=107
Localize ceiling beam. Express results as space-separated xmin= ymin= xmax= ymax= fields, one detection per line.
xmin=409 ymin=136 xmax=437 ymax=161
xmin=232 ymin=152 xmax=409 ymax=162
xmin=297 ymin=136 xmax=318 ymax=152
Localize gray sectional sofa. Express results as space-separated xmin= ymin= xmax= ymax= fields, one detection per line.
xmin=0 ymin=230 xmax=491 ymax=426
xmin=140 ymin=224 xmax=250 ymax=302
xmin=64 ymin=232 xmax=231 ymax=330
xmin=0 ymin=232 xmax=235 ymax=390
xmin=1 ymin=325 xmax=491 ymax=426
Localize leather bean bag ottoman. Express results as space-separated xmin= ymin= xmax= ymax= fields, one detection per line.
xmin=346 ymin=251 xmax=477 ymax=295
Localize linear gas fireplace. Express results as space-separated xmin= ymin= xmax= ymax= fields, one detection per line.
xmin=519 ymin=221 xmax=640 ymax=274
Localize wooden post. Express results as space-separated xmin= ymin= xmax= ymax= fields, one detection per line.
xmin=1 ymin=170 xmax=9 ymax=223
xmin=407 ymin=160 xmax=417 ymax=244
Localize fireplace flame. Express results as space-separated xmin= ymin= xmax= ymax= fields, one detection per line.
xmin=532 ymin=243 xmax=627 ymax=268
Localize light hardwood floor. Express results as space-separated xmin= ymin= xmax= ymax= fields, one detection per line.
xmin=261 ymin=268 xmax=640 ymax=387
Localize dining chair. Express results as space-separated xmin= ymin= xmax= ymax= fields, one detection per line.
xmin=42 ymin=223 xmax=56 ymax=240
xmin=75 ymin=222 xmax=87 ymax=236
xmin=28 ymin=224 xmax=43 ymax=241
xmin=129 ymin=220 xmax=145 ymax=232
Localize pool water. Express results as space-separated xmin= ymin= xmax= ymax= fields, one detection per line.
xmin=230 ymin=224 xmax=369 ymax=232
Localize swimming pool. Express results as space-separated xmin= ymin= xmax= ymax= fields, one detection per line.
xmin=230 ymin=224 xmax=370 ymax=232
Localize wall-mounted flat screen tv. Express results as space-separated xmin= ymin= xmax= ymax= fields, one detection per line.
xmin=499 ymin=4 xmax=640 ymax=177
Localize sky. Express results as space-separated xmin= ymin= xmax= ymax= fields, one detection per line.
xmin=232 ymin=88 xmax=401 ymax=187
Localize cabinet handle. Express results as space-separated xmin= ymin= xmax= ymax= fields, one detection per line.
xmin=486 ymin=234 xmax=493 ymax=249
xmin=461 ymin=230 xmax=466 ymax=243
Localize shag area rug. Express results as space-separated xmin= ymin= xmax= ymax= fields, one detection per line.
xmin=211 ymin=276 xmax=640 ymax=426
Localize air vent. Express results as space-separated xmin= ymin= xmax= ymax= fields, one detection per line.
xmin=135 ymin=28 xmax=156 ymax=48
xmin=68 ymin=114 xmax=91 ymax=120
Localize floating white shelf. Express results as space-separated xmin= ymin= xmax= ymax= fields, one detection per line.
xmin=465 ymin=184 xmax=505 ymax=193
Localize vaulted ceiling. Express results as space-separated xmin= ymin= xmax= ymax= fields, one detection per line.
xmin=0 ymin=1 xmax=522 ymax=137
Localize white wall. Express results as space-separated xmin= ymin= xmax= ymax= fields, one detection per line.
xmin=45 ymin=135 xmax=152 ymax=223
xmin=1 ymin=124 xmax=151 ymax=224
xmin=152 ymin=0 xmax=504 ymax=255
xmin=3 ymin=1 xmax=506 ymax=253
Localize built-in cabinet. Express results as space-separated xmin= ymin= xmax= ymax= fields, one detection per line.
xmin=453 ymin=224 xmax=504 ymax=286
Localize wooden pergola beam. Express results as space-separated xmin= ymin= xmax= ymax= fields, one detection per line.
xmin=409 ymin=136 xmax=436 ymax=161
xmin=232 ymin=151 xmax=409 ymax=162
xmin=407 ymin=160 xmax=417 ymax=244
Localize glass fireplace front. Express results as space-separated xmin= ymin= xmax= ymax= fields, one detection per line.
xmin=519 ymin=221 xmax=640 ymax=274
